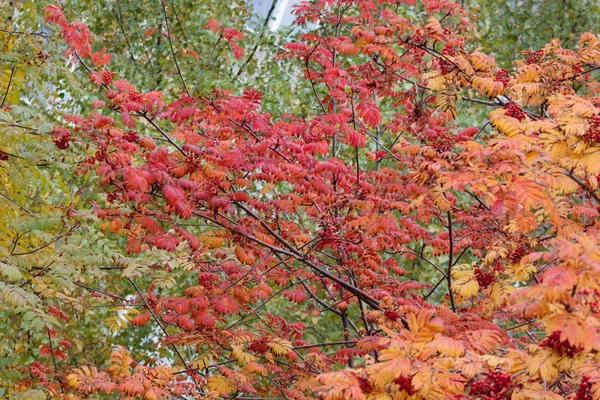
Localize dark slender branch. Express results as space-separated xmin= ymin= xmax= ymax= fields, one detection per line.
xmin=235 ymin=0 xmax=277 ymax=78
xmin=424 ymin=275 xmax=446 ymax=299
xmin=113 ymin=1 xmax=140 ymax=70
xmin=446 ymin=211 xmax=457 ymax=312
xmin=159 ymin=0 xmax=189 ymax=95
xmin=564 ymin=170 xmax=600 ymax=204
xmin=198 ymin=35 xmax=222 ymax=82
xmin=0 ymin=191 xmax=32 ymax=214
xmin=460 ymin=96 xmax=499 ymax=107
xmin=305 ymin=59 xmax=327 ymax=114
xmin=231 ymin=202 xmax=385 ymax=311
xmin=46 ymin=326 xmax=59 ymax=373
xmin=0 ymin=28 xmax=50 ymax=38
xmin=508 ymin=319 xmax=536 ymax=331
xmin=126 ymin=277 xmax=191 ymax=371
xmin=452 ymin=245 xmax=471 ymax=266
xmin=12 ymin=222 xmax=80 ymax=256
xmin=140 ymin=112 xmax=186 ymax=155
xmin=0 ymin=66 xmax=16 ymax=108
xmin=72 ymin=281 xmax=127 ymax=301
xmin=167 ymin=0 xmax=189 ymax=43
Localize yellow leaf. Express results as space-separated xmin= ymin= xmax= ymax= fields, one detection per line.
xmin=489 ymin=108 xmax=523 ymax=136
xmin=231 ymin=344 xmax=256 ymax=364
xmin=198 ymin=232 xmax=225 ymax=249
xmin=451 ymin=264 xmax=478 ymax=299
xmin=426 ymin=336 xmax=466 ymax=357
xmin=190 ymin=351 xmax=213 ymax=370
xmin=368 ymin=358 xmax=410 ymax=387
xmin=267 ymin=337 xmax=293 ymax=356
xmin=526 ymin=349 xmax=559 ymax=380
xmin=422 ymin=71 xmax=446 ymax=91
xmin=207 ymin=376 xmax=233 ymax=395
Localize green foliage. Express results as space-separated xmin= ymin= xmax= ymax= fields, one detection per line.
xmin=466 ymin=0 xmax=600 ymax=67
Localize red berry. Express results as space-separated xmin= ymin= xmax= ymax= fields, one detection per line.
xmin=124 ymin=130 xmax=139 ymax=143
xmin=357 ymin=375 xmax=373 ymax=393
xmin=128 ymin=91 xmax=144 ymax=103
xmin=102 ymin=70 xmax=115 ymax=86
xmin=470 ymin=370 xmax=512 ymax=400
xmin=539 ymin=331 xmax=582 ymax=357
xmin=247 ymin=338 xmax=269 ymax=354
xmin=525 ymin=49 xmax=544 ymax=65
xmin=384 ymin=309 xmax=400 ymax=322
xmin=474 ymin=268 xmax=495 ymax=289
xmin=495 ymin=68 xmax=510 ymax=87
xmin=583 ymin=115 xmax=600 ymax=143
xmin=575 ymin=376 xmax=593 ymax=400
xmin=504 ymin=102 xmax=526 ymax=121
xmin=508 ymin=243 xmax=528 ymax=263
xmin=393 ymin=375 xmax=413 ymax=393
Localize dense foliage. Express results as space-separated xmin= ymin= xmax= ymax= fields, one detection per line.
xmin=2 ymin=0 xmax=600 ymax=399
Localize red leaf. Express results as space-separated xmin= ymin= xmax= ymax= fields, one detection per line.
xmin=204 ymin=19 xmax=222 ymax=32
xmin=283 ymin=289 xmax=308 ymax=303
xmin=347 ymin=130 xmax=366 ymax=148
xmin=357 ymin=102 xmax=381 ymax=128
xmin=138 ymin=217 xmax=162 ymax=234
xmin=90 ymin=47 xmax=112 ymax=67
xmin=44 ymin=4 xmax=68 ymax=27
xmin=222 ymin=149 xmax=246 ymax=169
xmin=177 ymin=315 xmax=195 ymax=330
xmin=131 ymin=312 xmax=151 ymax=326
xmin=212 ymin=296 xmax=239 ymax=315
xmin=148 ymin=233 xmax=180 ymax=251
xmin=126 ymin=170 xmax=148 ymax=192
xmin=194 ymin=310 xmax=216 ymax=327
xmin=40 ymin=345 xmax=52 ymax=356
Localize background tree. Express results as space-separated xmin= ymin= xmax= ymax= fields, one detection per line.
xmin=2 ymin=0 xmax=600 ymax=399
xmin=466 ymin=0 xmax=600 ymax=68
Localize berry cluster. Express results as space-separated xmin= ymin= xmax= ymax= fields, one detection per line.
xmin=384 ymin=309 xmax=400 ymax=322
xmin=0 ymin=151 xmax=8 ymax=161
xmin=247 ymin=337 xmax=269 ymax=354
xmin=393 ymin=375 xmax=413 ymax=393
xmin=583 ymin=115 xmax=600 ymax=143
xmin=52 ymin=127 xmax=72 ymax=150
xmin=124 ymin=130 xmax=139 ymax=143
xmin=574 ymin=376 xmax=593 ymax=400
xmin=508 ymin=243 xmax=528 ymax=263
xmin=441 ymin=43 xmax=456 ymax=56
xmin=128 ymin=91 xmax=144 ymax=103
xmin=439 ymin=59 xmax=454 ymax=75
xmin=495 ymin=68 xmax=510 ymax=87
xmin=197 ymin=272 xmax=218 ymax=290
xmin=572 ymin=62 xmax=583 ymax=75
xmin=423 ymin=127 xmax=452 ymax=152
xmin=492 ymin=260 xmax=505 ymax=272
xmin=545 ymin=78 xmax=565 ymax=94
xmin=474 ymin=267 xmax=495 ymax=289
xmin=504 ymin=102 xmax=527 ymax=121
xmin=525 ymin=49 xmax=544 ymax=65
xmin=374 ymin=149 xmax=386 ymax=161
xmin=539 ymin=331 xmax=583 ymax=357
xmin=102 ymin=70 xmax=115 ymax=86
xmin=470 ymin=371 xmax=512 ymax=400
xmin=357 ymin=375 xmax=373 ymax=392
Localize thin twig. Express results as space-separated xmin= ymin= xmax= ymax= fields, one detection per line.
xmin=159 ymin=0 xmax=189 ymax=95
xmin=0 ymin=66 xmax=16 ymax=108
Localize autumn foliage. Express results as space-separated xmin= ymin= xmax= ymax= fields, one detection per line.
xmin=4 ymin=0 xmax=600 ymax=399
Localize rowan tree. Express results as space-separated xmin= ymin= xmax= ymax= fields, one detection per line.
xmin=2 ymin=0 xmax=600 ymax=399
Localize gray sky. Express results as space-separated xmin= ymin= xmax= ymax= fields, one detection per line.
xmin=250 ymin=0 xmax=301 ymax=30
